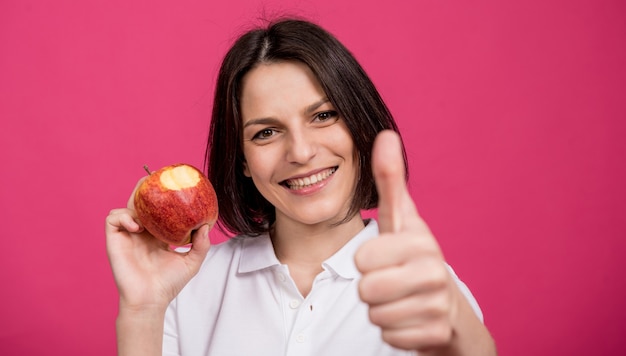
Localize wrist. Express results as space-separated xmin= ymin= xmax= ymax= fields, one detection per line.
xmin=116 ymin=301 xmax=167 ymax=336
xmin=118 ymin=294 xmax=170 ymax=315
xmin=116 ymin=303 xmax=167 ymax=356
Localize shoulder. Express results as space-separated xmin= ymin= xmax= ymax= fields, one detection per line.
xmin=203 ymin=234 xmax=258 ymax=262
xmin=198 ymin=232 xmax=277 ymax=272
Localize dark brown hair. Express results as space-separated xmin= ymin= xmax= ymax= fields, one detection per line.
xmin=205 ymin=18 xmax=407 ymax=236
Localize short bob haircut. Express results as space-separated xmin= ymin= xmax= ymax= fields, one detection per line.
xmin=205 ymin=18 xmax=407 ymax=236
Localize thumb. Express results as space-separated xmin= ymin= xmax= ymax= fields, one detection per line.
xmin=186 ymin=224 xmax=212 ymax=266
xmin=372 ymin=130 xmax=414 ymax=233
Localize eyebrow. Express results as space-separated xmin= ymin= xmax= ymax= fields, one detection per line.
xmin=243 ymin=117 xmax=279 ymax=128
xmin=305 ymin=97 xmax=330 ymax=114
xmin=243 ymin=97 xmax=331 ymax=128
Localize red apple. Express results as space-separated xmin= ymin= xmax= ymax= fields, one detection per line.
xmin=134 ymin=163 xmax=218 ymax=246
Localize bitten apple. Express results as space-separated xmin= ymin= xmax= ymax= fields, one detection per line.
xmin=134 ymin=164 xmax=218 ymax=246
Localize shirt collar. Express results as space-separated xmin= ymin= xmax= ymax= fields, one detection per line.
xmin=322 ymin=219 xmax=379 ymax=279
xmin=237 ymin=219 xmax=380 ymax=278
xmin=238 ymin=234 xmax=281 ymax=273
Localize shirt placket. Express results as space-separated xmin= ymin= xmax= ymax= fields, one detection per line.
xmin=275 ymin=266 xmax=331 ymax=356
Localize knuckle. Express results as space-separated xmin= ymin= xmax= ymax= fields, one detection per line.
xmin=428 ymin=293 xmax=451 ymax=318
xmin=429 ymin=321 xmax=453 ymax=346
xmin=107 ymin=208 xmax=123 ymax=216
xmin=381 ymin=330 xmax=415 ymax=351
xmin=368 ymin=306 xmax=386 ymax=326
xmin=105 ymin=211 xmax=119 ymax=225
xmin=380 ymin=330 xmax=399 ymax=347
xmin=353 ymin=246 xmax=369 ymax=271
xmin=358 ymin=277 xmax=375 ymax=303
xmin=419 ymin=259 xmax=449 ymax=289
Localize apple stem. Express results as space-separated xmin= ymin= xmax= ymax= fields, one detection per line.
xmin=143 ymin=165 xmax=152 ymax=175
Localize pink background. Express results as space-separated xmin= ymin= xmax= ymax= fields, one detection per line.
xmin=1 ymin=0 xmax=625 ymax=355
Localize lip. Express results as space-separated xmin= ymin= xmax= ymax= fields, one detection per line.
xmin=280 ymin=166 xmax=338 ymax=195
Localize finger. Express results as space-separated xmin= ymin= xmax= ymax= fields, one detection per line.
xmin=355 ymin=230 xmax=440 ymax=273
xmin=368 ymin=291 xmax=451 ymax=329
xmin=358 ymin=249 xmax=448 ymax=303
xmin=105 ymin=209 xmax=143 ymax=234
xmin=381 ymin=320 xmax=453 ymax=352
xmin=185 ymin=224 xmax=212 ymax=269
xmin=127 ymin=176 xmax=148 ymax=210
xmin=372 ymin=130 xmax=415 ymax=233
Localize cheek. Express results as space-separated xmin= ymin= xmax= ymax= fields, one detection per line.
xmin=243 ymin=149 xmax=274 ymax=180
xmin=343 ymin=141 xmax=360 ymax=185
xmin=333 ymin=123 xmax=356 ymax=155
xmin=337 ymin=135 xmax=357 ymax=165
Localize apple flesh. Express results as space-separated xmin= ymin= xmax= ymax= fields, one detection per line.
xmin=134 ymin=164 xmax=218 ymax=246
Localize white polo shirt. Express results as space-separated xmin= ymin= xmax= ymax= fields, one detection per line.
xmin=163 ymin=220 xmax=483 ymax=356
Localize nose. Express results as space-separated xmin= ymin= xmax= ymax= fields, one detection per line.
xmin=285 ymin=128 xmax=316 ymax=164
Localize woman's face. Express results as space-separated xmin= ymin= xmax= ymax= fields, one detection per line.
xmin=240 ymin=61 xmax=358 ymax=228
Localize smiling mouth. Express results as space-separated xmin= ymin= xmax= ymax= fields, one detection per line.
xmin=282 ymin=167 xmax=337 ymax=190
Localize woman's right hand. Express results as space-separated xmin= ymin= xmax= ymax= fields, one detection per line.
xmin=105 ymin=177 xmax=213 ymax=313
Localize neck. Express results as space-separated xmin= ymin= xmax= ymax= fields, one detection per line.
xmin=270 ymin=213 xmax=366 ymax=297
xmin=271 ymin=213 xmax=365 ymax=265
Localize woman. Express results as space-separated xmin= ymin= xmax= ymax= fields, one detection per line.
xmin=106 ymin=19 xmax=496 ymax=355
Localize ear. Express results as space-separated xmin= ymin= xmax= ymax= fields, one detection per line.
xmin=243 ymin=161 xmax=251 ymax=177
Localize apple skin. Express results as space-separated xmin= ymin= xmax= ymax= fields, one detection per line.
xmin=134 ymin=164 xmax=218 ymax=246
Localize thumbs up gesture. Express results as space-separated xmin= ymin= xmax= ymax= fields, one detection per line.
xmin=355 ymin=131 xmax=492 ymax=354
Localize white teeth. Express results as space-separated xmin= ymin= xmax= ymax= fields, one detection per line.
xmin=286 ymin=168 xmax=336 ymax=190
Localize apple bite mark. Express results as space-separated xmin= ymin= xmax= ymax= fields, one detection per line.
xmin=159 ymin=165 xmax=202 ymax=191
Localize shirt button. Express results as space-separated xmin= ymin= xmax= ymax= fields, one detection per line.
xmin=277 ymin=273 xmax=287 ymax=282
xmin=289 ymin=300 xmax=300 ymax=309
xmin=295 ymin=333 xmax=306 ymax=343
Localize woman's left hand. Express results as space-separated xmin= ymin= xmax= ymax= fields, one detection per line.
xmin=355 ymin=130 xmax=481 ymax=354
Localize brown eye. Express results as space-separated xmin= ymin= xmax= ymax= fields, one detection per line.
xmin=315 ymin=111 xmax=339 ymax=122
xmin=253 ymin=128 xmax=276 ymax=140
